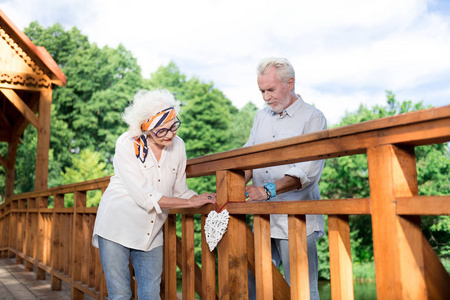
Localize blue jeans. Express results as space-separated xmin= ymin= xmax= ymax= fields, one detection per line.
xmin=98 ymin=236 xmax=163 ymax=300
xmin=248 ymin=232 xmax=320 ymax=300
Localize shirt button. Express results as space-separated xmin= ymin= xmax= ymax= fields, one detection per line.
xmin=149 ymin=194 xmax=152 ymax=197
xmin=151 ymin=221 xmax=154 ymax=223
xmin=273 ymin=135 xmax=275 ymax=138
xmin=158 ymin=165 xmax=160 ymax=168
xmin=158 ymin=179 xmax=160 ymax=182
xmin=147 ymin=233 xmax=150 ymax=235
xmin=266 ymin=171 xmax=268 ymax=173
xmin=144 ymin=165 xmax=146 ymax=168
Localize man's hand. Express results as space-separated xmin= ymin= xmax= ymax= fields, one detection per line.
xmin=245 ymin=185 xmax=267 ymax=202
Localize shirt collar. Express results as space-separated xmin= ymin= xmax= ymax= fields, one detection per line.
xmin=278 ymin=94 xmax=304 ymax=118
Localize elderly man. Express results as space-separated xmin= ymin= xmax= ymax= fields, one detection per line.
xmin=245 ymin=57 xmax=327 ymax=300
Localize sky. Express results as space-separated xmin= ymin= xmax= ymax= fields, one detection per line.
xmin=1 ymin=0 xmax=449 ymax=125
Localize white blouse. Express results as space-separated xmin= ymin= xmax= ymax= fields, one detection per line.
xmin=92 ymin=133 xmax=196 ymax=251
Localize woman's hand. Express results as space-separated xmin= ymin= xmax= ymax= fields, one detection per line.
xmin=189 ymin=193 xmax=217 ymax=208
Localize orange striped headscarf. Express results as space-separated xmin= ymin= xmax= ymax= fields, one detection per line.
xmin=134 ymin=107 xmax=177 ymax=163
xmin=140 ymin=107 xmax=177 ymax=132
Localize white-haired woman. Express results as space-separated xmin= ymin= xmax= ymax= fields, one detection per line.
xmin=92 ymin=89 xmax=216 ymax=299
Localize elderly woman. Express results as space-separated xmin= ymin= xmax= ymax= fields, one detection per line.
xmin=92 ymin=89 xmax=216 ymax=299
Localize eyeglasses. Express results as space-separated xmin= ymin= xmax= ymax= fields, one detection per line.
xmin=151 ymin=117 xmax=181 ymax=138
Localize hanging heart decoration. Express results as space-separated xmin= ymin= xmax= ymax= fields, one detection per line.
xmin=204 ymin=209 xmax=230 ymax=252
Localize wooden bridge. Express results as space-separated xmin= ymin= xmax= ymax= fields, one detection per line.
xmin=0 ymin=105 xmax=449 ymax=299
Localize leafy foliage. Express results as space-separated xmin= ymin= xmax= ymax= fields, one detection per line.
xmin=1 ymin=22 xmax=447 ymax=283
xmin=8 ymin=22 xmax=145 ymax=194
xmin=60 ymin=148 xmax=110 ymax=207
xmin=145 ymin=63 xmax=244 ymax=194
xmin=318 ymin=91 xmax=450 ymax=278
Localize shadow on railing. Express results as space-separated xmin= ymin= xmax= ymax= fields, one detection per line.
xmin=0 ymin=105 xmax=449 ymax=299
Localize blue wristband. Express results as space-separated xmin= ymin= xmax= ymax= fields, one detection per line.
xmin=264 ymin=182 xmax=276 ymax=200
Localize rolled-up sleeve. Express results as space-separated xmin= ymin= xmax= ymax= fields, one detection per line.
xmin=284 ymin=112 xmax=327 ymax=190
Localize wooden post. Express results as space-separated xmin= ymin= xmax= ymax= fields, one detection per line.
xmin=35 ymin=88 xmax=52 ymax=191
xmin=182 ymin=214 xmax=195 ymax=300
xmin=5 ymin=136 xmax=19 ymax=199
xmin=72 ymin=191 xmax=86 ymax=299
xmin=368 ymin=144 xmax=427 ymax=299
xmin=36 ymin=196 xmax=48 ymax=280
xmin=8 ymin=200 xmax=16 ymax=259
xmin=25 ymin=197 xmax=36 ymax=271
xmin=254 ymin=214 xmax=273 ymax=299
xmin=216 ymin=170 xmax=248 ymax=299
xmin=288 ymin=214 xmax=310 ymax=300
xmin=163 ymin=214 xmax=177 ymax=299
xmin=51 ymin=194 xmax=64 ymax=290
xmin=16 ymin=198 xmax=26 ymax=264
xmin=422 ymin=233 xmax=450 ymax=299
xmin=328 ymin=215 xmax=354 ymax=300
xmin=201 ymin=215 xmax=216 ymax=300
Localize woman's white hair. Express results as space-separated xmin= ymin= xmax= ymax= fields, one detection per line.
xmin=257 ymin=57 xmax=295 ymax=83
xmin=122 ymin=89 xmax=180 ymax=137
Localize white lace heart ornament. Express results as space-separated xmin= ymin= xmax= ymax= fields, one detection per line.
xmin=204 ymin=210 xmax=230 ymax=252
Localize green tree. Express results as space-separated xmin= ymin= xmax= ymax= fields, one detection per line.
xmin=60 ymin=148 xmax=109 ymax=207
xmin=7 ymin=22 xmax=146 ymax=193
xmin=25 ymin=22 xmax=90 ymax=68
xmin=53 ymin=43 xmax=144 ymax=161
xmin=228 ymin=102 xmax=259 ymax=149
xmin=319 ymin=91 xmax=450 ymax=274
xmin=146 ymin=63 xmax=239 ymax=194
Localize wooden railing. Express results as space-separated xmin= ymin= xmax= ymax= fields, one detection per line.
xmin=0 ymin=105 xmax=449 ymax=299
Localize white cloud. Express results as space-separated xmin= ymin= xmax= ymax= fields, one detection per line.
xmin=1 ymin=0 xmax=449 ymax=126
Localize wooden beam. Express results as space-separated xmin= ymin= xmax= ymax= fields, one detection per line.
xmin=72 ymin=191 xmax=86 ymax=290
xmin=9 ymin=92 xmax=40 ymax=143
xmin=163 ymin=214 xmax=177 ymax=299
xmin=5 ymin=136 xmax=19 ymax=198
xmin=422 ymin=233 xmax=450 ymax=299
xmin=253 ymin=214 xmax=273 ymax=299
xmin=368 ymin=145 xmax=427 ymax=299
xmin=0 ymin=88 xmax=38 ymax=129
xmin=175 ymin=236 xmax=208 ymax=299
xmin=0 ymin=82 xmax=52 ymax=92
xmin=328 ymin=215 xmax=354 ymax=300
xmin=187 ymin=106 xmax=450 ymax=177
xmin=0 ymin=72 xmax=52 ymax=88
xmin=246 ymin=225 xmax=290 ymax=300
xmin=397 ymin=196 xmax=450 ymax=215
xmin=226 ymin=198 xmax=371 ymax=215
xmin=35 ymin=89 xmax=52 ymax=191
xmin=288 ymin=214 xmax=310 ymax=300
xmin=201 ymin=215 xmax=216 ymax=300
xmin=182 ymin=214 xmax=196 ymax=300
xmin=216 ymin=170 xmax=248 ymax=299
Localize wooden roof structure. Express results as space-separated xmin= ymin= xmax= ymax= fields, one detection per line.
xmin=0 ymin=9 xmax=66 ymax=199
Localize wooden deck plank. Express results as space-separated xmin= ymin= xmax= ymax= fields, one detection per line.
xmin=0 ymin=257 xmax=95 ymax=300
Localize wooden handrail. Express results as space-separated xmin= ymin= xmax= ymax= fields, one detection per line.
xmin=0 ymin=105 xmax=449 ymax=299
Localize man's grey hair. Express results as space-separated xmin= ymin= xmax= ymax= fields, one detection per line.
xmin=122 ymin=89 xmax=180 ymax=137
xmin=256 ymin=57 xmax=295 ymax=83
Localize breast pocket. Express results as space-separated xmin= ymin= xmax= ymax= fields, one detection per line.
xmin=164 ymin=164 xmax=178 ymax=190
xmin=138 ymin=160 xmax=156 ymax=182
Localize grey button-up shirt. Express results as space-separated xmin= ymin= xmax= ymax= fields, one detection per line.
xmin=244 ymin=95 xmax=327 ymax=239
